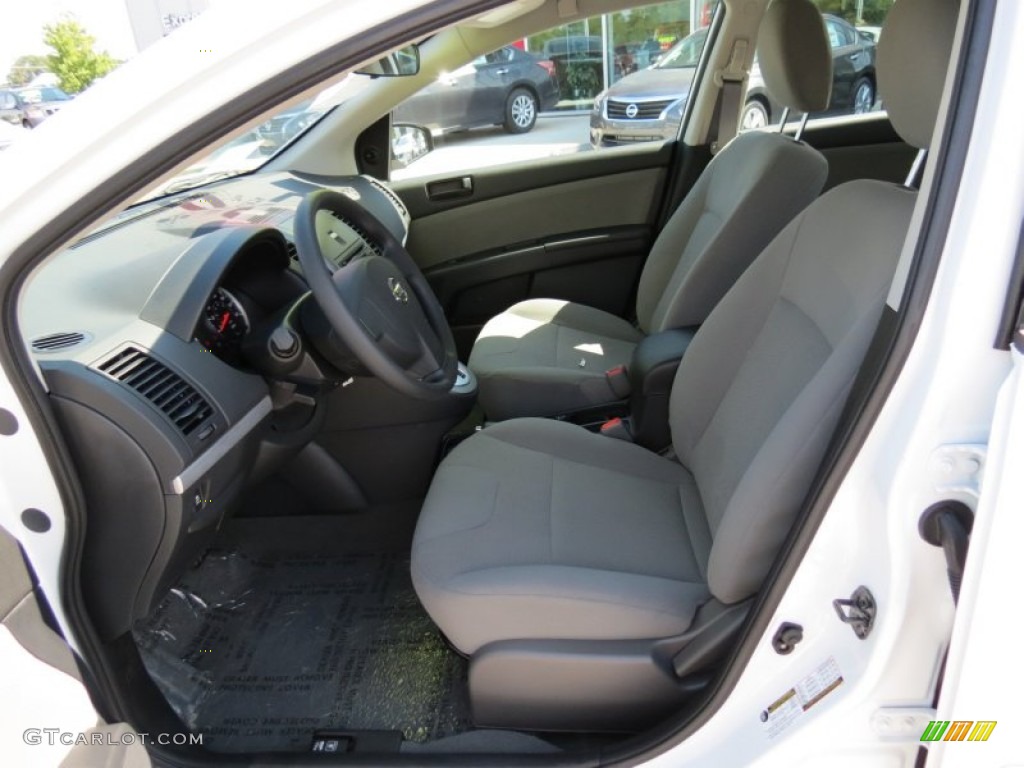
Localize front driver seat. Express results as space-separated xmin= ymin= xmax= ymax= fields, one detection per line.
xmin=468 ymin=0 xmax=835 ymax=421
xmin=412 ymin=0 xmax=958 ymax=731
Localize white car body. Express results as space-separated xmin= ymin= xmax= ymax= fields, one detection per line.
xmin=0 ymin=121 xmax=28 ymax=151
xmin=0 ymin=0 xmax=1022 ymax=765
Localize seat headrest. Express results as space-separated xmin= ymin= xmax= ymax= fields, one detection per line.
xmin=757 ymin=0 xmax=832 ymax=114
xmin=877 ymin=0 xmax=959 ymax=149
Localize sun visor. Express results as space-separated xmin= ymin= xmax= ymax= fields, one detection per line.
xmin=466 ymin=0 xmax=547 ymax=28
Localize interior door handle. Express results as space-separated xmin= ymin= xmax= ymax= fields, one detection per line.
xmin=426 ymin=176 xmax=474 ymax=201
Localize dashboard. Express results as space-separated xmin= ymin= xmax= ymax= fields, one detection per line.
xmin=20 ymin=170 xmax=410 ymax=639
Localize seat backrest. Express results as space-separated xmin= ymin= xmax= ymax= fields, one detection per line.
xmin=635 ymin=0 xmax=833 ymax=334
xmin=669 ymin=0 xmax=960 ymax=604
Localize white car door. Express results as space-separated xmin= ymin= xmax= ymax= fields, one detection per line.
xmin=0 ymin=528 xmax=152 ymax=768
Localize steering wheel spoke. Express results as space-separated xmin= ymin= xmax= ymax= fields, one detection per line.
xmin=408 ymin=323 xmax=448 ymax=378
xmin=293 ymin=189 xmax=458 ymax=399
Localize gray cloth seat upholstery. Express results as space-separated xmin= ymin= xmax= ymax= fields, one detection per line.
xmin=413 ymin=417 xmax=711 ymax=653
xmin=412 ymin=0 xmax=958 ymax=723
xmin=417 ymin=177 xmax=921 ymax=654
xmin=463 ymin=299 xmax=644 ymax=422
xmin=470 ymin=0 xmax=834 ymax=421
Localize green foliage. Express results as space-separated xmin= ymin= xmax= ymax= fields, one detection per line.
xmin=566 ymin=63 xmax=601 ymax=97
xmin=43 ymin=17 xmax=119 ymax=94
xmin=611 ymin=4 xmax=689 ymax=47
xmin=6 ymin=55 xmax=50 ymax=87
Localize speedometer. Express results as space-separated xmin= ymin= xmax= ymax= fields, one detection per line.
xmin=198 ymin=287 xmax=250 ymax=361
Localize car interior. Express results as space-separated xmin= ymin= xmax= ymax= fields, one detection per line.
xmin=16 ymin=0 xmax=961 ymax=760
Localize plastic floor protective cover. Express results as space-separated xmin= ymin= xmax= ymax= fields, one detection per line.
xmin=133 ymin=508 xmax=473 ymax=753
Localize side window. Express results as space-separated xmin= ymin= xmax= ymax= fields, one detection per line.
xmin=835 ymin=20 xmax=856 ymax=46
xmin=486 ymin=48 xmax=515 ymax=65
xmin=740 ymin=1 xmax=894 ymax=132
xmin=826 ymin=20 xmax=842 ymax=49
xmin=392 ymin=0 xmax=714 ymax=181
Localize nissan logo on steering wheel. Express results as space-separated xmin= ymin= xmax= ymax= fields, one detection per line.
xmin=388 ymin=276 xmax=409 ymax=303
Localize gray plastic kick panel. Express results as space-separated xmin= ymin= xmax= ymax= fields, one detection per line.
xmin=469 ymin=639 xmax=690 ymax=732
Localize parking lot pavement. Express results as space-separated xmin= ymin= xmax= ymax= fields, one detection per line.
xmin=393 ymin=113 xmax=592 ymax=180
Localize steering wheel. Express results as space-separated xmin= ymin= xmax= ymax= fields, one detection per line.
xmin=293 ymin=189 xmax=458 ymax=400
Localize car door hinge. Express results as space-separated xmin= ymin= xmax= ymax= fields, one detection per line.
xmin=927 ymin=444 xmax=986 ymax=503
xmin=870 ymin=707 xmax=937 ymax=741
xmin=833 ymin=585 xmax=876 ymax=639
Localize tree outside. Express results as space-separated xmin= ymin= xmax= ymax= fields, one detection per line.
xmin=43 ymin=18 xmax=119 ymax=94
xmin=6 ymin=55 xmax=50 ymax=87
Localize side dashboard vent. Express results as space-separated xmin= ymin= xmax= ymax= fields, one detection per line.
xmin=32 ymin=332 xmax=87 ymax=352
xmin=97 ymin=347 xmax=213 ymax=435
xmin=367 ymin=177 xmax=410 ymax=221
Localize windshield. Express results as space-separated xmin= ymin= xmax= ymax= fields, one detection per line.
xmin=655 ymin=29 xmax=708 ymax=69
xmin=18 ymin=87 xmax=71 ymax=103
xmin=138 ymin=72 xmax=374 ymax=203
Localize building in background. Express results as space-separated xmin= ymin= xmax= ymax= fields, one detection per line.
xmin=527 ymin=0 xmax=710 ymax=109
xmin=123 ymin=0 xmax=211 ymax=52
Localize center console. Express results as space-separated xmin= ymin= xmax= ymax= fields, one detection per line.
xmin=625 ymin=328 xmax=697 ymax=450
xmin=558 ymin=328 xmax=697 ymax=451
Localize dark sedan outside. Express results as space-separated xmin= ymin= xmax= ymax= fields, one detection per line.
xmin=251 ymin=46 xmax=559 ymax=156
xmin=0 ymin=86 xmax=73 ymax=128
xmin=590 ymin=14 xmax=876 ymax=148
xmin=394 ymin=46 xmax=560 ymax=135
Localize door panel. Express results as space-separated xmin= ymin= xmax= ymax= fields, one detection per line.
xmin=404 ymin=166 xmax=665 ymax=268
xmin=471 ymin=54 xmax=513 ymax=123
xmin=0 ymin=528 xmax=151 ymax=767
xmin=428 ymin=227 xmax=651 ymax=356
xmin=397 ymin=141 xmax=674 ymax=219
xmin=438 ymin=62 xmax=479 ymax=128
xmin=827 ymin=20 xmax=857 ymax=106
xmin=393 ymin=144 xmax=674 ymax=356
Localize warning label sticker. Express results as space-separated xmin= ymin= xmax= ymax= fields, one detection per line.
xmin=760 ymin=656 xmax=844 ymax=738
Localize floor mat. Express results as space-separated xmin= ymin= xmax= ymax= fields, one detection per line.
xmin=133 ymin=513 xmax=471 ymax=754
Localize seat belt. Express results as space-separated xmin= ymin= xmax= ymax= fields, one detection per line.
xmin=710 ymin=38 xmax=749 ymax=154
xmin=711 ymin=79 xmax=743 ymax=153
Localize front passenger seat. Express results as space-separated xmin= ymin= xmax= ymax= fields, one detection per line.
xmin=414 ymin=0 xmax=958 ymax=731
xmin=469 ymin=0 xmax=833 ymax=420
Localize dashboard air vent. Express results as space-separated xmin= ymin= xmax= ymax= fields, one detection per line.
xmin=98 ymin=347 xmax=213 ymax=435
xmin=32 ymin=332 xmax=87 ymax=352
xmin=367 ymin=177 xmax=410 ymax=221
xmin=285 ymin=240 xmax=298 ymax=261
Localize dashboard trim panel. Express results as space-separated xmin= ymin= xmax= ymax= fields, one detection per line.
xmin=171 ymin=395 xmax=272 ymax=494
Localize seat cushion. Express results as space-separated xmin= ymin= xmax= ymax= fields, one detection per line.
xmin=412 ymin=418 xmax=712 ymax=654
xmin=469 ymin=299 xmax=643 ymax=420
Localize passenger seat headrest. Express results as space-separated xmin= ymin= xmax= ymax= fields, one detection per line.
xmin=757 ymin=0 xmax=833 ymax=114
xmin=877 ymin=0 xmax=959 ymax=150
